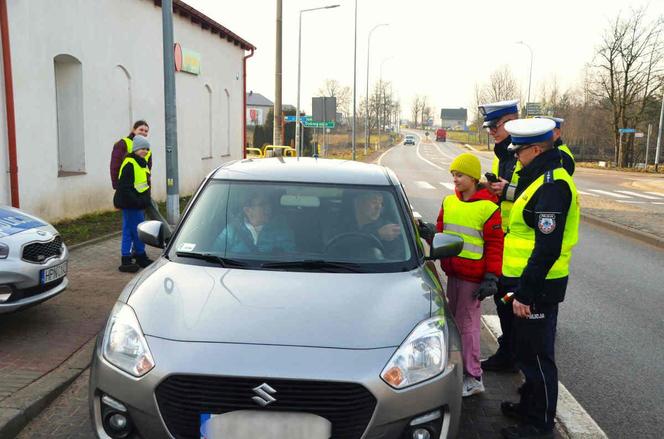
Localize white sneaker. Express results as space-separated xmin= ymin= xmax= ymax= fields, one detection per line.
xmin=462 ymin=376 xmax=485 ymax=397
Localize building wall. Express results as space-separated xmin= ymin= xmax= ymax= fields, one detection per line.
xmin=441 ymin=119 xmax=467 ymax=130
xmin=4 ymin=0 xmax=246 ymax=220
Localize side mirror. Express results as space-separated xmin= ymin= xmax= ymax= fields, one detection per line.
xmin=428 ymin=233 xmax=463 ymax=260
xmin=138 ymin=220 xmax=167 ymax=249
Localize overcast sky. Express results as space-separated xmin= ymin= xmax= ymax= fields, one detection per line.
xmin=187 ymin=0 xmax=664 ymax=118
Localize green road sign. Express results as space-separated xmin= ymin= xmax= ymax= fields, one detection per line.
xmin=303 ymin=121 xmax=335 ymax=128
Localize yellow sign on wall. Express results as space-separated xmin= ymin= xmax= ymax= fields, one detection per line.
xmin=174 ymin=43 xmax=201 ymax=75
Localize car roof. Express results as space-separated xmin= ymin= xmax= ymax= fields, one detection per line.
xmin=211 ymin=157 xmax=398 ymax=186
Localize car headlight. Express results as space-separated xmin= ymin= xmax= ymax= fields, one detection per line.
xmin=381 ymin=316 xmax=448 ymax=389
xmin=0 ymin=242 xmax=8 ymax=259
xmin=102 ymin=302 xmax=155 ymax=377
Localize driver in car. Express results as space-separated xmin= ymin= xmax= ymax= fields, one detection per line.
xmin=214 ymin=191 xmax=295 ymax=255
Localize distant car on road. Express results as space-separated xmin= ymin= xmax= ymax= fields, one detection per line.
xmin=436 ymin=128 xmax=447 ymax=142
xmin=404 ymin=134 xmax=416 ymax=145
xmin=0 ymin=206 xmax=68 ymax=313
xmin=89 ymin=158 xmax=464 ymax=439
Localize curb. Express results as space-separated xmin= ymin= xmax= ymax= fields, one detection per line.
xmin=0 ymin=337 xmax=96 ymax=439
xmin=481 ymin=315 xmax=608 ymax=439
xmin=580 ymin=212 xmax=664 ymax=250
xmin=68 ymin=231 xmax=122 ymax=252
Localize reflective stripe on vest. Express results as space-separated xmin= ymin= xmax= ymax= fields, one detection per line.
xmin=124 ymin=137 xmax=152 ymax=162
xmin=492 ymin=156 xmax=521 ymax=233
xmin=558 ymin=144 xmax=575 ymax=164
xmin=118 ymin=157 xmax=150 ymax=193
xmin=442 ymin=195 xmax=498 ymax=260
xmin=502 ymin=168 xmax=580 ymax=279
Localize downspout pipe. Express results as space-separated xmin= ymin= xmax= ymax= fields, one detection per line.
xmin=0 ymin=0 xmax=18 ymax=207
xmin=242 ymin=48 xmax=255 ymax=159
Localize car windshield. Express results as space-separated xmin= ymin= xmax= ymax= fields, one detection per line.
xmin=169 ymin=181 xmax=416 ymax=272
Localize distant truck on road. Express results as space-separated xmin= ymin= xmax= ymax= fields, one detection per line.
xmin=435 ymin=128 xmax=447 ymax=142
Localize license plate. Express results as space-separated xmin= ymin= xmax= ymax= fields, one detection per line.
xmin=200 ymin=411 xmax=331 ymax=439
xmin=40 ymin=261 xmax=67 ymax=285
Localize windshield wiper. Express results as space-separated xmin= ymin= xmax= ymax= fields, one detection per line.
xmin=175 ymin=251 xmax=249 ymax=268
xmin=261 ymin=259 xmax=365 ymax=272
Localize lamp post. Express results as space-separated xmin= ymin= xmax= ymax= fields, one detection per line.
xmin=352 ymin=0 xmax=357 ymax=160
xmin=295 ymin=4 xmax=340 ymax=156
xmin=377 ymin=56 xmax=393 ymax=150
xmin=516 ymin=40 xmax=533 ymax=113
xmin=365 ymin=23 xmax=389 ymax=155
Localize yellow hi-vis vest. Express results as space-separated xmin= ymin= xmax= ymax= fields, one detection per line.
xmin=558 ymin=144 xmax=575 ymax=164
xmin=492 ymin=157 xmax=521 ymax=232
xmin=442 ymin=195 xmax=499 ymax=260
xmin=502 ymin=168 xmax=580 ymax=279
xmin=123 ymin=137 xmax=152 ymax=162
xmin=118 ymin=156 xmax=150 ymax=193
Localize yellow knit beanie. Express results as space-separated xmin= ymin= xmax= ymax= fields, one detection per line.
xmin=449 ymin=153 xmax=481 ymax=180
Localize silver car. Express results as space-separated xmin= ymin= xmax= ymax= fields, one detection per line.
xmin=89 ymin=158 xmax=464 ymax=439
xmin=0 ymin=206 xmax=69 ymax=313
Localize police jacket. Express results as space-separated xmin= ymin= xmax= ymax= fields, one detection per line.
xmin=113 ymin=153 xmax=151 ymax=210
xmin=502 ymin=148 xmax=573 ymax=305
xmin=555 ymin=138 xmax=575 ymax=176
xmin=494 ymin=136 xmax=519 ymax=195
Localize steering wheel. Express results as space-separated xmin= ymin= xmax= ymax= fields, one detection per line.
xmin=324 ymin=232 xmax=385 ymax=256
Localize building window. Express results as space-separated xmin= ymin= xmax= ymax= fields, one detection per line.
xmin=222 ymin=89 xmax=231 ymax=156
xmin=203 ymin=84 xmax=213 ymax=159
xmin=54 ymin=54 xmax=86 ymax=176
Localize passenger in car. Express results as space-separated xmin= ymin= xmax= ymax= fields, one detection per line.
xmin=214 ymin=192 xmax=295 ymax=255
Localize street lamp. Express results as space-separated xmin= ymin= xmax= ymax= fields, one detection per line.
xmin=352 ymin=0 xmax=358 ymax=160
xmin=377 ymin=56 xmax=394 ymax=150
xmin=295 ymin=4 xmax=340 ymax=156
xmin=365 ymin=23 xmax=389 ymax=155
xmin=516 ymin=40 xmax=533 ymax=113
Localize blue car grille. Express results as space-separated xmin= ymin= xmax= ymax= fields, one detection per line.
xmin=22 ymin=236 xmax=63 ymax=263
xmin=155 ymin=375 xmax=377 ymax=439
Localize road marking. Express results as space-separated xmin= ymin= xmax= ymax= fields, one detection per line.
xmin=577 ymin=190 xmax=598 ymax=196
xmin=645 ymin=191 xmax=664 ymax=199
xmin=587 ymin=189 xmax=632 ymax=198
xmin=416 ymin=140 xmax=447 ymax=171
xmin=482 ymin=315 xmax=609 ymax=439
xmin=440 ymin=182 xmax=455 ymax=190
xmin=652 ymin=202 xmax=664 ymax=205
xmin=617 ymin=200 xmax=647 ymax=204
xmin=614 ymin=190 xmax=660 ymax=200
xmin=415 ymin=181 xmax=436 ymax=189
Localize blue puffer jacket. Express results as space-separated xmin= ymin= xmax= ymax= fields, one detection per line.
xmin=214 ymin=216 xmax=296 ymax=254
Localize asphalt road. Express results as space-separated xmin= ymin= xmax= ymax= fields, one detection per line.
xmin=382 ymin=131 xmax=664 ymax=438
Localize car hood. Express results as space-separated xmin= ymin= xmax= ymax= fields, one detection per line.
xmin=128 ymin=261 xmax=434 ymax=349
xmin=0 ymin=206 xmax=49 ymax=238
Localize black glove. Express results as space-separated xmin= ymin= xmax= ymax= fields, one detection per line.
xmin=417 ymin=219 xmax=436 ymax=243
xmin=473 ymin=273 xmax=499 ymax=300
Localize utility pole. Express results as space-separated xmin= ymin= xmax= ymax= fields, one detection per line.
xmin=352 ymin=0 xmax=357 ymax=160
xmin=162 ymin=0 xmax=179 ymax=225
xmin=656 ymin=89 xmax=664 ymax=172
xmin=645 ymin=124 xmax=652 ymax=167
xmin=273 ymin=0 xmax=283 ymax=146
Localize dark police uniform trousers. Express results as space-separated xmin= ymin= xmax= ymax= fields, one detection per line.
xmin=502 ymin=148 xmax=576 ymax=431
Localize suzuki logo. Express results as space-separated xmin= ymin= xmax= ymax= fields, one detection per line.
xmin=252 ymin=383 xmax=277 ymax=407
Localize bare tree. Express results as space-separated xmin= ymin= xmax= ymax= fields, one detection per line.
xmin=318 ymin=79 xmax=352 ymax=121
xmin=590 ymin=7 xmax=664 ymax=166
xmin=483 ymin=65 xmax=520 ymax=103
xmin=411 ymin=95 xmax=422 ymax=128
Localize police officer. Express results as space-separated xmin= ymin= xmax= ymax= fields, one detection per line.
xmin=535 ymin=116 xmax=575 ymax=175
xmin=477 ymin=99 xmax=520 ymax=373
xmin=498 ymin=118 xmax=580 ymax=439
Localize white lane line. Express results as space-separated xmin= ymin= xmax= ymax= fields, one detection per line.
xmin=645 ymin=191 xmax=664 ymax=199
xmin=614 ymin=190 xmax=660 ymax=200
xmin=415 ymin=181 xmax=436 ymax=189
xmin=482 ymin=315 xmax=609 ymax=439
xmin=617 ymin=200 xmax=647 ymax=204
xmin=577 ymin=190 xmax=599 ymax=197
xmin=416 ymin=141 xmax=447 ymax=171
xmin=588 ymin=189 xmax=632 ymax=198
xmin=652 ymin=202 xmax=664 ymax=205
xmin=440 ymin=182 xmax=455 ymax=190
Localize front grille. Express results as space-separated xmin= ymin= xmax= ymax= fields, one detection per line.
xmin=155 ymin=375 xmax=377 ymax=439
xmin=22 ymin=236 xmax=63 ymax=263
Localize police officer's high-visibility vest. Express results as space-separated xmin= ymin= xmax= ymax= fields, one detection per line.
xmin=118 ymin=156 xmax=150 ymax=193
xmin=492 ymin=157 xmax=521 ymax=232
xmin=123 ymin=137 xmax=152 ymax=163
xmin=502 ymin=168 xmax=579 ymax=279
xmin=442 ymin=195 xmax=499 ymax=260
xmin=558 ymin=144 xmax=575 ymax=164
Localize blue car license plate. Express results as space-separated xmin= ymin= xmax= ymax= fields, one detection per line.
xmin=40 ymin=261 xmax=67 ymax=285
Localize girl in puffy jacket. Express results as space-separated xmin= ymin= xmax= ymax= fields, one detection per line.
xmin=436 ymin=153 xmax=504 ymax=397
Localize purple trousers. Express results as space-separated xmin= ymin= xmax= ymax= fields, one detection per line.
xmin=446 ymin=276 xmax=482 ymax=379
